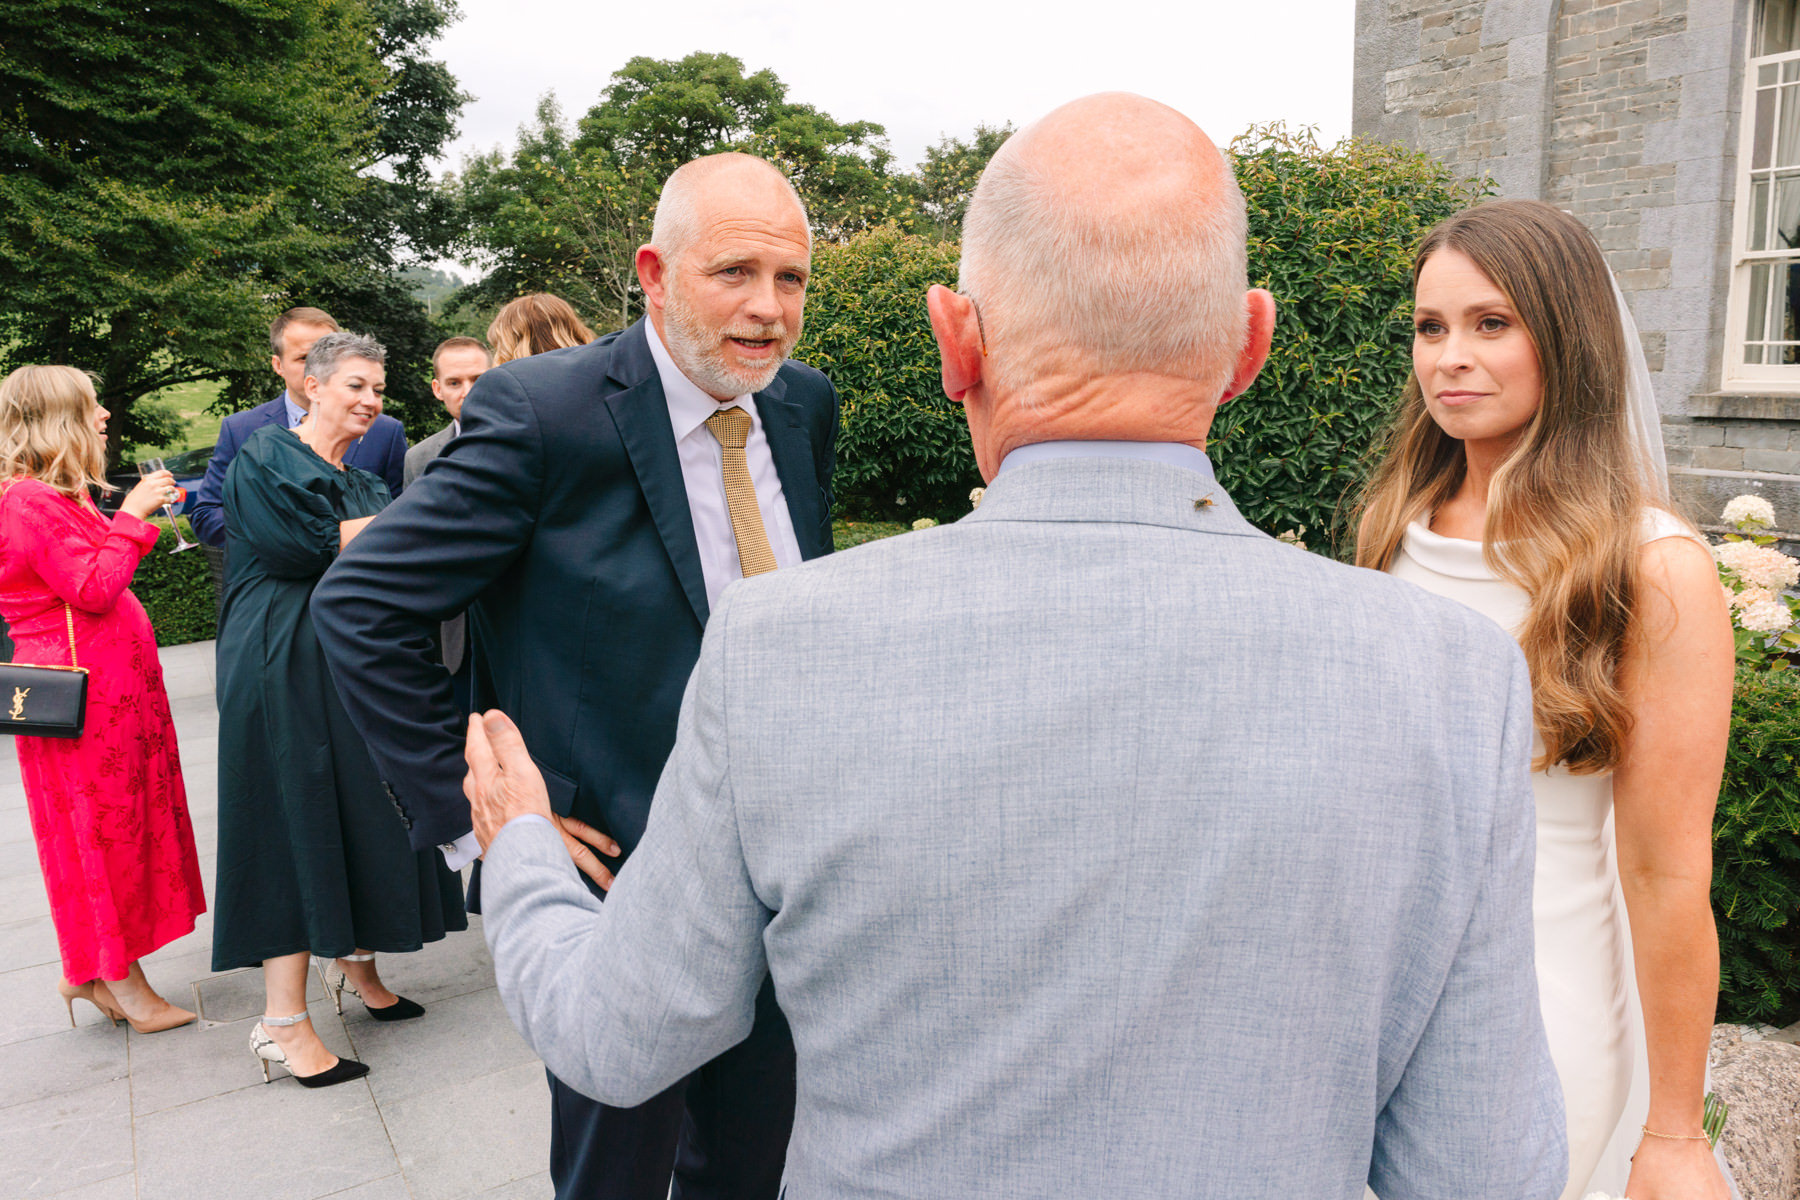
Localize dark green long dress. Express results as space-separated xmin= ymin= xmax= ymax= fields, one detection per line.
xmin=211 ymin=424 xmax=465 ymax=971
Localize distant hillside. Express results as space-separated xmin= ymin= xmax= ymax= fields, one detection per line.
xmin=401 ymin=267 xmax=465 ymax=318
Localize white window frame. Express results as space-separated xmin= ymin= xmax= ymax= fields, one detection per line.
xmin=1725 ymin=6 xmax=1800 ymax=390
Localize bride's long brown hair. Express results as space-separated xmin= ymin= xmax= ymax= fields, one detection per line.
xmin=1355 ymin=199 xmax=1656 ymax=774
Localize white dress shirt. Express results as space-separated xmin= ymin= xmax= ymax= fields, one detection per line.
xmin=645 ymin=318 xmax=802 ymax=612
xmin=444 ymin=322 xmax=807 ymax=869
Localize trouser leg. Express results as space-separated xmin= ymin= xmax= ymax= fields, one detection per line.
xmin=670 ymin=977 xmax=797 ymax=1200
xmin=547 ymin=1068 xmax=686 ymax=1200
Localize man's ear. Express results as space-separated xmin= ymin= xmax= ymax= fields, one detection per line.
xmin=1218 ymin=288 xmax=1276 ymax=405
xmin=926 ymin=285 xmax=984 ymax=404
xmin=270 ymin=354 xmax=283 ymax=377
xmin=636 ymin=245 xmax=668 ymax=311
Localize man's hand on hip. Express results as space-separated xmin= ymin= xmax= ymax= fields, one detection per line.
xmin=463 ymin=711 xmax=621 ymax=890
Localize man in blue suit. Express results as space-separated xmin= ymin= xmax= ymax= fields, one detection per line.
xmin=312 ymin=154 xmax=837 ymax=1200
xmin=189 ymin=306 xmax=408 ymax=546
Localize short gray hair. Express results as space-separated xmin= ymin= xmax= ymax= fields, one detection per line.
xmin=650 ymin=154 xmax=811 ymax=262
xmin=303 ymin=331 xmax=386 ymax=386
xmin=957 ymin=142 xmax=1248 ymax=401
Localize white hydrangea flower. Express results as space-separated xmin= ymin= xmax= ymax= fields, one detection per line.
xmin=911 ymin=517 xmax=937 ymax=530
xmin=1723 ymin=494 xmax=1778 ymax=529
xmin=1716 ymin=541 xmax=1800 ymax=592
xmin=1739 ymin=598 xmax=1795 ymax=634
xmin=969 ymin=487 xmax=985 ymax=510
xmin=1731 ymin=585 xmax=1778 ymax=611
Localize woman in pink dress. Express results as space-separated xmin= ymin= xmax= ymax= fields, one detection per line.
xmin=0 ymin=365 xmax=206 ymax=1033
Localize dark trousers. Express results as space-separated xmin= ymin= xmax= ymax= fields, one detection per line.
xmin=547 ymin=975 xmax=796 ymax=1200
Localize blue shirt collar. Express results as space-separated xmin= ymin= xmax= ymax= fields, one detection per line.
xmin=998 ymin=440 xmax=1216 ymax=482
xmin=281 ymin=391 xmax=306 ymax=429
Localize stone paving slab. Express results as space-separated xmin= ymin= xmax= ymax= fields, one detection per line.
xmin=0 ymin=641 xmax=553 ymax=1199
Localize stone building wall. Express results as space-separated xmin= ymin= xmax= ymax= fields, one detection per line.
xmin=1354 ymin=0 xmax=1800 ymax=536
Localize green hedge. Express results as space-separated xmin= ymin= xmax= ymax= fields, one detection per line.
xmin=799 ymin=224 xmax=974 ymax=524
xmin=1222 ymin=126 xmax=1488 ymax=556
xmin=132 ymin=519 xmax=216 ymax=647
xmin=1714 ymin=668 xmax=1800 ymax=1025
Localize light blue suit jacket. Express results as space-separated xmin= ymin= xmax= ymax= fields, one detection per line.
xmin=482 ymin=455 xmax=1566 ymax=1198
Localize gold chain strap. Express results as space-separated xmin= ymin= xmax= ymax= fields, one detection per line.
xmin=63 ymin=604 xmax=77 ymax=670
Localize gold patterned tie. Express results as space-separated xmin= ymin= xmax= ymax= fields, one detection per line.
xmin=703 ymin=407 xmax=778 ymax=578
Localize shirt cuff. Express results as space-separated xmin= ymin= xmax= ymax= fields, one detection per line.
xmin=439 ymin=830 xmax=483 ymax=870
xmin=440 ymin=817 xmax=557 ymax=869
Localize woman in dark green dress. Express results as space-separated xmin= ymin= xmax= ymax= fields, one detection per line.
xmin=213 ymin=331 xmax=465 ymax=1088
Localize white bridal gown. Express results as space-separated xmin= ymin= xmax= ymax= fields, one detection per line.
xmin=1387 ymin=511 xmax=1737 ymax=1200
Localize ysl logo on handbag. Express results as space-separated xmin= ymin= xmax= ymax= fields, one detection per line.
xmin=8 ymin=687 xmax=28 ymax=720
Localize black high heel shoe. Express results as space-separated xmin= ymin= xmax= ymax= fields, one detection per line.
xmin=249 ymin=1012 xmax=370 ymax=1088
xmin=324 ymin=954 xmax=425 ymax=1022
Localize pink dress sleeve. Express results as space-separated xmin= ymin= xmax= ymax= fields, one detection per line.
xmin=1 ymin=483 xmax=161 ymax=614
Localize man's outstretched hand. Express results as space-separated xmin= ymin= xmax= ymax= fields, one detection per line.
xmin=464 ymin=711 xmax=621 ymax=890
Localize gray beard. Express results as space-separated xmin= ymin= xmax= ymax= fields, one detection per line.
xmin=662 ymin=290 xmax=794 ymax=399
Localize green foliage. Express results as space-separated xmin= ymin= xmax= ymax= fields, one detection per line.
xmin=907 ymin=123 xmax=1013 ymax=242
xmin=452 ymin=94 xmax=653 ymax=332
xmin=0 ymin=0 xmax=385 ymax=457
xmin=0 ymin=0 xmax=467 ymax=460
xmin=797 ymin=225 xmax=975 ymax=523
xmin=131 ymin=521 xmax=216 ymax=647
xmin=1218 ymin=126 xmax=1490 ymax=556
xmin=1713 ymin=669 xmax=1800 ymax=1025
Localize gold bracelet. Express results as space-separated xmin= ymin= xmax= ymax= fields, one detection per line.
xmin=1640 ymin=1125 xmax=1710 ymax=1141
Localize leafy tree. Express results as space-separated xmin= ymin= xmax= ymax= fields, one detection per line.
xmin=239 ymin=0 xmax=470 ymax=443
xmin=452 ymin=53 xmax=913 ymax=331
xmin=909 ymin=123 xmax=1013 ymax=241
xmin=0 ymin=0 xmax=467 ymax=459
xmin=454 ymin=95 xmax=657 ymax=332
xmin=0 ymin=0 xmax=383 ymax=456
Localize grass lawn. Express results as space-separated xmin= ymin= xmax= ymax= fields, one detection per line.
xmin=137 ymin=378 xmax=227 ymax=454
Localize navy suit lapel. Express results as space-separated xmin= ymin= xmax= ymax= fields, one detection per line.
xmin=756 ymin=380 xmax=825 ymax=561
xmin=604 ymin=324 xmax=709 ymax=628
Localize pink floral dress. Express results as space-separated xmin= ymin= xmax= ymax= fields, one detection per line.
xmin=0 ymin=479 xmax=205 ymax=982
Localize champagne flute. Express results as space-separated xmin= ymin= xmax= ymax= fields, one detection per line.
xmin=137 ymin=458 xmax=198 ymax=554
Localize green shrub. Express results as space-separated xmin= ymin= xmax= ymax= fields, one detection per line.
xmin=1713 ymin=668 xmax=1800 ymax=1025
xmin=798 ymin=224 xmax=974 ymax=524
xmin=1220 ymin=126 xmax=1489 ymax=556
xmin=132 ymin=519 xmax=216 ymax=646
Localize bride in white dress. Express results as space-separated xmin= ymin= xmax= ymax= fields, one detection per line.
xmin=1356 ymin=200 xmax=1736 ymax=1200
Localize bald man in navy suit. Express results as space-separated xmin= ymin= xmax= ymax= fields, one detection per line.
xmin=313 ymin=155 xmax=836 ymax=1200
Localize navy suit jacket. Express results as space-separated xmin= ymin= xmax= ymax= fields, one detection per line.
xmin=190 ymin=395 xmax=408 ymax=545
xmin=311 ymin=320 xmax=839 ymax=862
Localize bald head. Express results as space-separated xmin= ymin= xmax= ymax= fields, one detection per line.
xmin=959 ymin=93 xmax=1250 ymax=401
xmin=650 ymin=153 xmax=811 ymax=264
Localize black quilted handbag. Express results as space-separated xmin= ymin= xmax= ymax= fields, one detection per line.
xmin=0 ymin=603 xmax=88 ymax=738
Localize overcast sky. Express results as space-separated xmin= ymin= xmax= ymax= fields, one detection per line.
xmin=432 ymin=1 xmax=1357 ymax=180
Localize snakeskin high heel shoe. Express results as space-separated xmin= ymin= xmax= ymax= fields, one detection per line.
xmin=249 ymin=1011 xmax=369 ymax=1087
xmin=321 ymin=953 xmax=424 ymax=1022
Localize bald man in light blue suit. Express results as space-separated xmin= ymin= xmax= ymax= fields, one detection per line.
xmin=465 ymin=93 xmax=1566 ymax=1199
